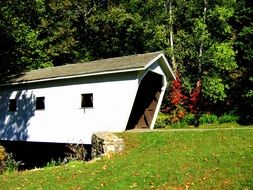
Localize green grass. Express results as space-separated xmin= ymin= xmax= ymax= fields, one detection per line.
xmin=0 ymin=128 xmax=253 ymax=190
xmin=162 ymin=121 xmax=243 ymax=129
xmin=198 ymin=122 xmax=241 ymax=129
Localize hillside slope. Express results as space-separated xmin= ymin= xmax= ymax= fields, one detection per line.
xmin=0 ymin=128 xmax=252 ymax=190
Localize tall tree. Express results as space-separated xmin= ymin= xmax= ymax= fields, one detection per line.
xmin=0 ymin=0 xmax=79 ymax=76
xmin=232 ymin=0 xmax=253 ymax=123
xmin=84 ymin=4 xmax=144 ymax=59
xmin=197 ymin=0 xmax=207 ymax=79
xmin=167 ymin=0 xmax=177 ymax=72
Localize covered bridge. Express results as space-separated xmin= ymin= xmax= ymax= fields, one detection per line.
xmin=0 ymin=52 xmax=175 ymax=144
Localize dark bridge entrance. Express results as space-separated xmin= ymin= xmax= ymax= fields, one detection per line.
xmin=127 ymin=71 xmax=163 ymax=129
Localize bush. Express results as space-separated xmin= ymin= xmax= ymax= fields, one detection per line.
xmin=182 ymin=113 xmax=196 ymax=125
xmin=199 ymin=114 xmax=218 ymax=124
xmin=46 ymin=158 xmax=64 ymax=167
xmin=0 ymin=145 xmax=7 ymax=174
xmin=5 ymin=153 xmax=23 ymax=172
xmin=0 ymin=145 xmax=7 ymax=162
xmin=0 ymin=146 xmax=23 ymax=173
xmin=218 ymin=113 xmax=239 ymax=124
xmin=155 ymin=112 xmax=169 ymax=128
xmin=155 ymin=112 xmax=196 ymax=129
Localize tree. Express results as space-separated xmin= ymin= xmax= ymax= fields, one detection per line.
xmin=0 ymin=0 xmax=252 ymax=124
xmin=176 ymin=0 xmax=237 ymax=106
xmin=167 ymin=0 xmax=177 ymax=72
xmin=84 ymin=4 xmax=144 ymax=59
xmin=231 ymin=0 xmax=253 ymax=123
xmin=0 ymin=0 xmax=79 ymax=76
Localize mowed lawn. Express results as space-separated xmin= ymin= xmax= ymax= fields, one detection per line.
xmin=0 ymin=128 xmax=252 ymax=190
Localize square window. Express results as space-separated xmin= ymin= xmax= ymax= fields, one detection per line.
xmin=81 ymin=93 xmax=93 ymax=108
xmin=8 ymin=99 xmax=17 ymax=112
xmin=36 ymin=97 xmax=45 ymax=110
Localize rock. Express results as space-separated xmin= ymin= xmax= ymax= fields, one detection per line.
xmin=91 ymin=132 xmax=125 ymax=158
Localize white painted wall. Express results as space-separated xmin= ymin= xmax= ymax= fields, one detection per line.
xmin=0 ymin=72 xmax=139 ymax=144
xmin=0 ymin=59 xmax=171 ymax=144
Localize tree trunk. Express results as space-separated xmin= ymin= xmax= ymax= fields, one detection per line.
xmin=198 ymin=0 xmax=207 ymax=77
xmin=168 ymin=0 xmax=177 ymax=73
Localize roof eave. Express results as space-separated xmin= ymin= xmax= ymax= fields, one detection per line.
xmin=0 ymin=67 xmax=144 ymax=87
xmin=145 ymin=53 xmax=176 ymax=81
xmin=160 ymin=54 xmax=176 ymax=80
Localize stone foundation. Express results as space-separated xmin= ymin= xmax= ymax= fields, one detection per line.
xmin=91 ymin=132 xmax=125 ymax=158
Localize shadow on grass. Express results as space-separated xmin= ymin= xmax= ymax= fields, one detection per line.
xmin=0 ymin=141 xmax=92 ymax=170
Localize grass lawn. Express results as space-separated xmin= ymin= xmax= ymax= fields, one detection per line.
xmin=0 ymin=128 xmax=252 ymax=190
xmin=158 ymin=121 xmax=244 ymax=130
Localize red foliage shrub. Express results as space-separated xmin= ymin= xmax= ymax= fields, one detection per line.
xmin=161 ymin=75 xmax=203 ymax=125
xmin=189 ymin=80 xmax=201 ymax=113
xmin=161 ymin=74 xmax=188 ymax=124
xmin=170 ymin=77 xmax=186 ymax=106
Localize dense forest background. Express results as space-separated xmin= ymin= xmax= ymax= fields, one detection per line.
xmin=0 ymin=0 xmax=252 ymax=124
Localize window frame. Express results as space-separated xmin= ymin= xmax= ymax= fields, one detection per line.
xmin=36 ymin=96 xmax=45 ymax=110
xmin=81 ymin=93 xmax=93 ymax=108
xmin=8 ymin=99 xmax=17 ymax=112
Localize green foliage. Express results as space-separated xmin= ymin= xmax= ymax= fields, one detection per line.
xmin=46 ymin=158 xmax=64 ymax=168
xmin=154 ymin=112 xmax=169 ymax=129
xmin=199 ymin=114 xmax=218 ymax=124
xmin=218 ymin=113 xmax=239 ymax=124
xmin=86 ymin=5 xmax=144 ymax=58
xmin=4 ymin=153 xmax=23 ymax=172
xmin=239 ymin=77 xmax=253 ymax=124
xmin=209 ymin=42 xmax=237 ymax=71
xmin=156 ymin=112 xmax=241 ymax=128
xmin=155 ymin=111 xmax=192 ymax=129
xmin=193 ymin=18 xmax=210 ymax=45
xmin=0 ymin=0 xmax=79 ymax=75
xmin=170 ymin=120 xmax=188 ymax=129
xmin=168 ymin=113 xmax=195 ymax=129
xmin=209 ymin=3 xmax=235 ymax=35
xmin=182 ymin=113 xmax=195 ymax=125
xmin=0 ymin=145 xmax=6 ymax=162
xmin=232 ymin=0 xmax=253 ymax=125
xmin=202 ymin=76 xmax=227 ymax=102
xmin=0 ymin=146 xmax=22 ymax=173
xmin=0 ymin=145 xmax=7 ymax=174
